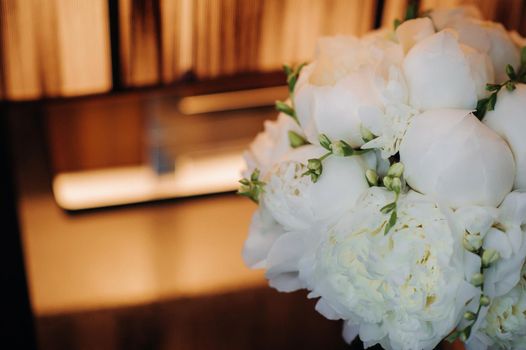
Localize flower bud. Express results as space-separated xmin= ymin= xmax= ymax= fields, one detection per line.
xmin=464 ymin=311 xmax=476 ymax=321
xmin=308 ymin=158 xmax=322 ymax=172
xmin=391 ymin=177 xmax=402 ymax=194
xmin=387 ymin=162 xmax=404 ymax=178
xmin=471 ymin=273 xmax=484 ymax=286
xmin=459 ymin=330 xmax=468 ymax=342
xmin=366 ymin=169 xmax=378 ymax=186
xmin=360 ymin=124 xmax=375 ymax=143
xmin=331 ymin=140 xmax=354 ymax=157
xmin=482 ymin=249 xmax=500 ymax=268
xmin=383 ymin=176 xmax=394 ymax=190
xmin=463 ymin=231 xmax=483 ymax=252
xmin=288 ymin=131 xmax=308 ymax=148
xmin=480 ymin=295 xmax=490 ymax=306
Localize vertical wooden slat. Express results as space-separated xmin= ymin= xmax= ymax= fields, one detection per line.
xmin=54 ymin=0 xmax=112 ymax=96
xmin=119 ymin=0 xmax=161 ymax=86
xmin=160 ymin=0 xmax=194 ymax=83
xmin=0 ymin=0 xmax=41 ymax=100
xmin=382 ymin=0 xmax=410 ymax=28
xmin=0 ymin=0 xmax=112 ymax=100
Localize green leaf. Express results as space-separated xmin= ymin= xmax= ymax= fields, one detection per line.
xmin=288 ymin=130 xmax=309 ymax=148
xmin=275 ymin=100 xmax=299 ymax=124
xmin=237 ymin=169 xmax=266 ymax=204
xmin=404 ymin=1 xmax=418 ymax=20
xmin=487 ymin=92 xmax=497 ymax=111
xmin=506 ymin=64 xmax=517 ymax=80
xmin=251 ymin=169 xmax=260 ymax=182
xmin=445 ymin=331 xmax=460 ymax=343
xmin=275 ymin=100 xmax=294 ymax=116
xmin=474 ymin=97 xmax=489 ymax=120
xmin=286 ymin=62 xmax=307 ymax=93
xmin=521 ymin=46 xmax=526 ymax=66
xmin=485 ymin=83 xmax=501 ymax=92
xmin=351 ymin=148 xmax=373 ymax=155
xmin=393 ymin=18 xmax=402 ymax=30
xmin=380 ymin=202 xmax=396 ymax=214
xmin=384 ymin=210 xmax=397 ymax=235
xmin=318 ymin=134 xmax=332 ymax=151
xmin=283 ymin=64 xmax=292 ymax=78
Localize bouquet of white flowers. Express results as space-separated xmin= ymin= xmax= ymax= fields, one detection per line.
xmin=238 ymin=5 xmax=526 ymax=350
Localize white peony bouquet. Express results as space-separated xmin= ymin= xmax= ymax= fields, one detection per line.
xmin=238 ymin=4 xmax=526 ymax=350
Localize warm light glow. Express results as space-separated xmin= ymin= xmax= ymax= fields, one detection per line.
xmin=178 ymin=85 xmax=288 ymax=115
xmin=53 ymin=150 xmax=245 ymax=210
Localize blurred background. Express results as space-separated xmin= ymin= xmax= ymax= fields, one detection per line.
xmin=1 ymin=0 xmax=525 ymax=349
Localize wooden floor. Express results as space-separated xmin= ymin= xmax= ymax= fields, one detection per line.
xmin=37 ymin=288 xmax=365 ymax=350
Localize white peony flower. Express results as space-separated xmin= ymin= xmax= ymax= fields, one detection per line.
xmin=403 ymin=30 xmax=494 ymax=110
xmin=264 ymin=228 xmax=320 ymax=293
xmin=430 ymin=11 xmax=520 ymax=83
xmin=400 ymin=109 xmax=515 ymax=208
xmin=429 ymin=6 xmax=483 ymax=31
xmin=304 ymin=188 xmax=479 ymax=350
xmin=359 ymin=65 xmax=419 ymax=159
xmin=509 ymin=30 xmax=526 ymax=49
xmin=454 ymin=206 xmax=497 ymax=253
xmin=483 ymin=191 xmax=526 ymax=299
xmin=262 ymin=145 xmax=374 ymax=231
xmin=242 ymin=112 xmax=303 ymax=179
xmin=294 ymin=36 xmax=403 ymax=148
xmin=395 ymin=17 xmax=435 ymax=54
xmin=484 ymin=84 xmax=526 ymax=190
xmin=470 ymin=265 xmax=526 ymax=350
xmin=242 ymin=203 xmax=286 ymax=269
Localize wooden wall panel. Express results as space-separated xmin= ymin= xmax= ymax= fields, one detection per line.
xmin=0 ymin=0 xmax=112 ymax=100
xmin=46 ymin=96 xmax=145 ymax=172
xmin=120 ymin=0 xmax=378 ymax=86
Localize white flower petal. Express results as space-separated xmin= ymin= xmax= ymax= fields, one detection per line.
xmin=400 ymin=109 xmax=515 ymax=208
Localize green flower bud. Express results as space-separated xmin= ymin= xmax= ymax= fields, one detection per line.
xmin=318 ymin=134 xmax=332 ymax=151
xmin=471 ymin=273 xmax=484 ymax=287
xmin=480 ymin=295 xmax=490 ymax=306
xmin=365 ymin=169 xmax=378 ymax=186
xmin=463 ymin=311 xmax=476 ymax=321
xmin=383 ymin=175 xmax=394 ymax=190
xmin=307 ymin=158 xmax=322 ymax=171
xmin=360 ymin=124 xmax=375 ymax=143
xmin=331 ymin=140 xmax=354 ymax=157
xmin=391 ymin=177 xmax=402 ymax=194
xmin=464 ymin=311 xmax=477 ymax=321
xmin=463 ymin=232 xmax=482 ymax=252
xmin=459 ymin=330 xmax=468 ymax=342
xmin=288 ymin=130 xmax=308 ymax=148
xmin=482 ymin=249 xmax=500 ymax=268
xmin=387 ymin=162 xmax=404 ymax=178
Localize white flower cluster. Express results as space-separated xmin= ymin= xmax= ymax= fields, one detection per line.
xmin=240 ymin=5 xmax=526 ymax=350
